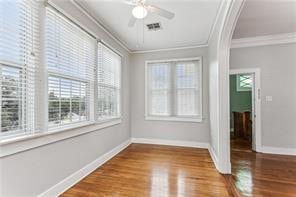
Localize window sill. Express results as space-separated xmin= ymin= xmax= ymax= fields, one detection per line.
xmin=0 ymin=118 xmax=122 ymax=157
xmin=145 ymin=116 xmax=203 ymax=123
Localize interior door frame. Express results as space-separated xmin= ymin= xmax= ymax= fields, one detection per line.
xmin=229 ymin=68 xmax=262 ymax=152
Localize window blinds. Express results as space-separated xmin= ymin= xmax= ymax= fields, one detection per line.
xmin=45 ymin=7 xmax=96 ymax=127
xmin=0 ymin=0 xmax=39 ymax=135
xmin=147 ymin=63 xmax=171 ymax=116
xmin=97 ymin=43 xmax=121 ymax=120
xmin=147 ymin=59 xmax=202 ymax=118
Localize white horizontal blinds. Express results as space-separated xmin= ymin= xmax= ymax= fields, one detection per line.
xmin=176 ymin=61 xmax=200 ymax=116
xmin=97 ymin=43 xmax=121 ymax=120
xmin=45 ymin=7 xmax=96 ymax=127
xmin=0 ymin=0 xmax=39 ymax=136
xmin=147 ymin=63 xmax=171 ymax=116
xmin=147 ymin=59 xmax=201 ymax=118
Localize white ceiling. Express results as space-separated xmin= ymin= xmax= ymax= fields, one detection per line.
xmin=233 ymin=0 xmax=296 ymax=39
xmin=78 ymin=0 xmax=222 ymax=52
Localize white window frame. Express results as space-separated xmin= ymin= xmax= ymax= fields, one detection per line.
xmin=145 ymin=57 xmax=203 ymax=123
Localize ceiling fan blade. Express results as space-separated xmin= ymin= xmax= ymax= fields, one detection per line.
xmin=147 ymin=5 xmax=175 ymax=19
xmin=123 ymin=0 xmax=138 ymax=6
xmin=128 ymin=16 xmax=137 ymax=27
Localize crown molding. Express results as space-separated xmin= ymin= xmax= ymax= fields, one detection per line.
xmin=70 ymin=0 xmax=132 ymax=53
xmin=130 ymin=44 xmax=208 ymax=54
xmin=231 ymin=32 xmax=296 ymax=49
xmin=207 ymin=0 xmax=225 ymax=44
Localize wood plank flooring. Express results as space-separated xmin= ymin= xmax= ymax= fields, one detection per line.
xmin=62 ymin=144 xmax=231 ymax=197
xmin=62 ymin=142 xmax=296 ymax=197
xmin=231 ymin=138 xmax=296 ymax=197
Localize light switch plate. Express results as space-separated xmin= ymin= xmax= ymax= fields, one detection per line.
xmin=266 ymin=96 xmax=273 ymax=102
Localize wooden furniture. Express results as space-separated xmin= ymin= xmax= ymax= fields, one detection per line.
xmin=233 ymin=111 xmax=252 ymax=141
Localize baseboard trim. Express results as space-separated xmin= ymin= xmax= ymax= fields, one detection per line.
xmin=260 ymin=146 xmax=296 ymax=156
xmin=38 ymin=139 xmax=131 ymax=197
xmin=131 ymin=137 xmax=209 ymax=149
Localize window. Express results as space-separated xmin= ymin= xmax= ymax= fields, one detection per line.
xmin=0 ymin=0 xmax=39 ymax=137
xmin=146 ymin=58 xmax=202 ymax=122
xmin=0 ymin=1 xmax=123 ymax=144
xmin=237 ymin=74 xmax=252 ymax=91
xmin=45 ymin=7 xmax=96 ymax=128
xmin=97 ymin=43 xmax=121 ymax=121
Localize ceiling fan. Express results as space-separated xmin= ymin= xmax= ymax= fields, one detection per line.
xmin=125 ymin=0 xmax=175 ymax=27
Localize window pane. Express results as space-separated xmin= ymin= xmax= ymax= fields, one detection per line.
xmin=150 ymin=90 xmax=170 ymax=116
xmin=177 ymin=89 xmax=198 ymax=116
xmin=150 ymin=64 xmax=170 ymax=90
xmin=176 ymin=62 xmax=197 ymax=89
xmin=240 ymin=74 xmax=252 ymax=88
xmin=1 ymin=65 xmax=22 ymax=132
xmin=176 ymin=61 xmax=199 ymax=116
xmin=147 ymin=63 xmax=170 ymax=116
xmin=48 ymin=76 xmax=88 ymax=127
xmin=97 ymin=43 xmax=121 ymax=120
xmin=98 ymin=86 xmax=119 ymax=120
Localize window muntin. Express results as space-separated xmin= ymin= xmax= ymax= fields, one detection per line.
xmin=45 ymin=7 xmax=96 ymax=128
xmin=97 ymin=43 xmax=121 ymax=121
xmin=0 ymin=0 xmax=38 ymax=136
xmin=237 ymin=74 xmax=252 ymax=91
xmin=146 ymin=58 xmax=202 ymax=121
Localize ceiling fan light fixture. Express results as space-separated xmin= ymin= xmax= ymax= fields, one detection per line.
xmin=132 ymin=5 xmax=147 ymax=19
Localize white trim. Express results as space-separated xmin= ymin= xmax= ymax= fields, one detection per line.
xmin=207 ymin=0 xmax=225 ymax=43
xmin=209 ymin=0 xmax=245 ymax=174
xmin=260 ymin=146 xmax=296 ymax=156
xmin=70 ymin=0 xmax=131 ymax=53
xmin=145 ymin=57 xmax=202 ymax=64
xmin=131 ymin=138 xmax=209 ymax=149
xmin=38 ymin=138 xmax=131 ymax=197
xmin=229 ymin=68 xmax=262 ymax=152
xmin=131 ymin=44 xmax=208 ymax=54
xmin=0 ymin=119 xmax=122 ymax=157
xmin=208 ymin=145 xmax=219 ymax=170
xmin=145 ymin=116 xmax=203 ymax=123
xmin=231 ymin=33 xmax=296 ymax=49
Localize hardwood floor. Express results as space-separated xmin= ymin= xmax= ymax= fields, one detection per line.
xmin=230 ymin=138 xmax=296 ymax=197
xmin=62 ymin=144 xmax=232 ymax=197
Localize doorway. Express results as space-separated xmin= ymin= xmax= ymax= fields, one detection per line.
xmin=229 ymin=68 xmax=261 ymax=152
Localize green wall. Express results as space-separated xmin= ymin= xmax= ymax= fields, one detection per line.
xmin=230 ymin=75 xmax=252 ymax=128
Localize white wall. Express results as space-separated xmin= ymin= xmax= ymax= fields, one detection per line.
xmin=0 ymin=1 xmax=131 ymax=196
xmin=230 ymin=43 xmax=296 ymax=149
xmin=130 ymin=47 xmax=210 ymax=143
